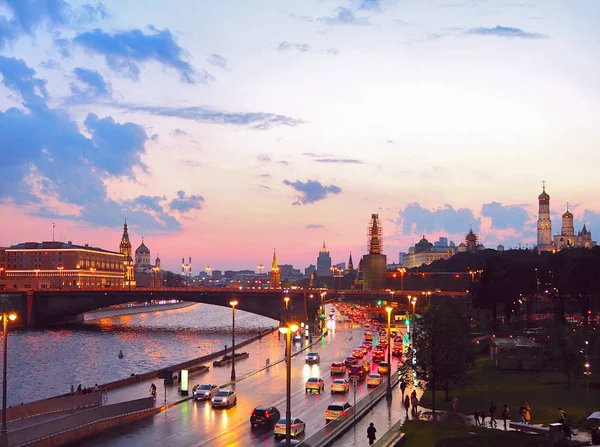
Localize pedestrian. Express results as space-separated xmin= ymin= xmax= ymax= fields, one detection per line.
xmin=77 ymin=384 xmax=82 ymax=394
xmin=523 ymin=402 xmax=531 ymax=424
xmin=501 ymin=404 xmax=510 ymax=431
xmin=70 ymin=384 xmax=75 ymax=395
xmin=404 ymin=395 xmax=410 ymax=416
xmin=474 ymin=408 xmax=480 ymax=426
xmin=94 ymin=383 xmax=99 ymax=392
xmin=519 ymin=402 xmax=526 ymax=423
xmin=558 ymin=407 xmax=567 ymax=422
xmin=489 ymin=401 xmax=497 ymax=428
xmin=480 ymin=410 xmax=486 ymax=427
xmin=367 ymin=422 xmax=377 ymax=445
xmin=400 ymin=380 xmax=407 ymax=399
xmin=102 ymin=386 xmax=108 ymax=404
xmin=452 ymin=396 xmax=459 ymax=412
xmin=411 ymin=395 xmax=419 ymax=416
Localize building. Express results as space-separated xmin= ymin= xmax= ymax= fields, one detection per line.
xmin=346 ymin=253 xmax=354 ymax=273
xmin=465 ymin=228 xmax=478 ymax=252
xmin=536 ymin=184 xmax=596 ymax=252
xmin=316 ymin=241 xmax=332 ymax=277
xmin=135 ymin=238 xmax=152 ymax=272
xmin=536 ymin=183 xmax=553 ymax=252
xmin=1 ymin=241 xmax=125 ymax=289
xmin=304 ymin=264 xmax=316 ymax=277
xmin=553 ymin=206 xmax=596 ymax=249
xmin=361 ymin=214 xmax=387 ymax=291
xmin=270 ymin=248 xmax=280 ymax=289
xmin=402 ymin=235 xmax=455 ymax=269
xmin=119 ymin=221 xmax=135 ymax=286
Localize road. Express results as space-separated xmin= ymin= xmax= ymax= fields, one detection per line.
xmin=78 ymin=319 xmax=400 ymax=447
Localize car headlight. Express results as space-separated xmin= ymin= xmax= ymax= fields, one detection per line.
xmin=204 ymin=392 xmax=210 ymax=397
xmin=222 ymin=398 xmax=228 ymax=403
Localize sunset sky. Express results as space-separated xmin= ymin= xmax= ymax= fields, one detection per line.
xmin=1 ymin=0 xmax=600 ymax=272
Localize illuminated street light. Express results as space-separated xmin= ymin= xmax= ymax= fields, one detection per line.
xmin=385 ymin=306 xmax=393 ymax=399
xmin=1 ymin=302 xmax=17 ymax=437
xmin=399 ymin=267 xmax=406 ymax=293
xmin=230 ymin=300 xmax=238 ymax=381
xmin=411 ymin=296 xmax=417 ymax=341
xmin=279 ymin=321 xmax=299 ymax=447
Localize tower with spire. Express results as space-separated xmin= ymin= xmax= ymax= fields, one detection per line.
xmin=347 ymin=252 xmax=354 ymax=273
xmin=270 ymin=249 xmax=280 ymax=289
xmin=316 ymin=241 xmax=332 ymax=277
xmin=119 ymin=220 xmax=135 ymax=286
xmin=465 ymin=227 xmax=478 ymax=252
xmin=553 ymin=203 xmax=597 ymax=250
xmin=537 ymin=182 xmax=553 ymax=252
xmin=361 ymin=214 xmax=387 ymax=291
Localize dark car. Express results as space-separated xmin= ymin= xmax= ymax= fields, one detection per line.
xmin=250 ymin=405 xmax=281 ymax=427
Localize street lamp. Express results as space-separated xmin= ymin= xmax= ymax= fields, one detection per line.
xmin=279 ymin=321 xmax=299 ymax=447
xmin=1 ymin=305 xmax=17 ymax=437
xmin=230 ymin=300 xmax=238 ymax=381
xmin=411 ymin=296 xmax=417 ymax=341
xmin=385 ymin=306 xmax=393 ymax=399
xmin=584 ymin=340 xmax=591 ymax=415
xmin=399 ymin=267 xmax=406 ymax=293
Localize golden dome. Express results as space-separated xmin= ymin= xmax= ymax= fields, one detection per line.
xmin=562 ymin=209 xmax=573 ymax=219
xmin=538 ymin=189 xmax=549 ymax=201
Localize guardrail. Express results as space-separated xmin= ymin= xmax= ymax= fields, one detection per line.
xmin=299 ymin=370 xmax=400 ymax=447
xmin=0 ymin=392 xmax=102 ymax=422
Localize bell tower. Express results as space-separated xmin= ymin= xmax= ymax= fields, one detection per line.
xmin=270 ymin=248 xmax=280 ymax=289
xmin=536 ymin=182 xmax=553 ymax=252
xmin=119 ymin=220 xmax=135 ymax=286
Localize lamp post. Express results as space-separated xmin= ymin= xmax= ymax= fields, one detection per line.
xmin=584 ymin=340 xmax=591 ymax=415
xmin=399 ymin=267 xmax=406 ymax=294
xmin=411 ymin=296 xmax=417 ymax=341
xmin=279 ymin=321 xmax=299 ymax=447
xmin=385 ymin=306 xmax=393 ymax=399
xmin=257 ymin=264 xmax=264 ymax=288
xmin=1 ymin=302 xmax=17 ymax=437
xmin=230 ymin=300 xmax=238 ymax=381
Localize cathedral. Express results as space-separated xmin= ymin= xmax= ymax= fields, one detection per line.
xmin=536 ymin=184 xmax=596 ymax=252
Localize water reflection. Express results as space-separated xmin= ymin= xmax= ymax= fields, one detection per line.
xmin=0 ymin=303 xmax=276 ymax=406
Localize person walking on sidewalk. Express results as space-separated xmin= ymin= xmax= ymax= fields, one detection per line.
xmin=474 ymin=408 xmax=481 ymax=426
xmin=400 ymin=380 xmax=407 ymax=399
xmin=489 ymin=401 xmax=497 ymax=428
xmin=404 ymin=395 xmax=410 ymax=416
xmin=367 ymin=422 xmax=377 ymax=445
xmin=501 ymin=404 xmax=510 ymax=430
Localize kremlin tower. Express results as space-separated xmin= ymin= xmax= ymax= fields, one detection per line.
xmin=270 ymin=249 xmax=281 ymax=289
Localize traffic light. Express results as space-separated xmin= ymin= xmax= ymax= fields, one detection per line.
xmin=321 ymin=312 xmax=326 ymax=318
xmin=377 ymin=300 xmax=382 ymax=306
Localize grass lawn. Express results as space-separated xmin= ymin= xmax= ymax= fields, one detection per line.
xmin=418 ymin=355 xmax=600 ymax=427
xmin=401 ymin=420 xmax=586 ymax=447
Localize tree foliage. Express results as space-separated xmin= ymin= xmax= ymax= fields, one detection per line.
xmin=413 ymin=299 xmax=475 ymax=412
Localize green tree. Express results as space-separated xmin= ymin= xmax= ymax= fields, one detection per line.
xmin=413 ymin=299 xmax=475 ymax=413
xmin=545 ymin=325 xmax=583 ymax=387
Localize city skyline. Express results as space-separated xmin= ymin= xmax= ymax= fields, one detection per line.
xmin=1 ymin=1 xmax=600 ymax=271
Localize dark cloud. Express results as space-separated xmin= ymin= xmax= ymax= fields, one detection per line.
xmin=207 ymin=53 xmax=227 ymax=69
xmin=0 ymin=56 xmax=201 ymax=233
xmin=319 ymin=8 xmax=370 ymax=25
xmin=282 ymin=179 xmax=342 ymax=205
xmin=114 ymin=103 xmax=304 ymax=129
xmin=480 ymin=201 xmax=529 ymax=231
xmin=306 ymin=224 xmax=323 ymax=229
xmin=465 ymin=26 xmax=546 ymax=39
xmin=172 ymin=128 xmax=187 ymax=136
xmin=278 ymin=41 xmax=311 ymax=52
xmin=69 ymin=67 xmax=111 ymax=102
xmin=0 ymin=0 xmax=108 ymax=50
xmin=39 ymin=59 xmax=60 ymax=69
xmin=396 ymin=202 xmax=480 ymax=235
xmin=314 ymin=158 xmax=362 ymax=164
xmin=73 ymin=26 xmax=200 ymax=83
xmin=169 ymin=190 xmax=205 ymax=212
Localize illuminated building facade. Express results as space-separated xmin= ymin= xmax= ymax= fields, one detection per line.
xmin=119 ymin=220 xmax=136 ymax=287
xmin=316 ymin=241 xmax=332 ymax=277
xmin=403 ymin=235 xmax=455 ymax=269
xmin=0 ymin=241 xmax=124 ymax=289
xmin=361 ymin=214 xmax=387 ymax=291
xmin=537 ymin=183 xmax=553 ymax=252
xmin=270 ymin=248 xmax=280 ymax=289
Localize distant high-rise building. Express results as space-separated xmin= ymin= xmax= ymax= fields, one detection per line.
xmin=305 ymin=264 xmax=316 ymax=277
xmin=362 ymin=214 xmax=387 ymax=291
xmin=434 ymin=237 xmax=448 ymax=247
xmin=212 ymin=270 xmax=222 ymax=280
xmin=316 ymin=241 xmax=332 ymax=277
xmin=270 ymin=248 xmax=280 ymax=288
xmin=537 ymin=182 xmax=553 ymax=252
xmin=279 ymin=264 xmax=294 ymax=279
xmin=398 ymin=252 xmax=406 ymax=265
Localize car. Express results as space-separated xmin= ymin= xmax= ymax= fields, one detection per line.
xmin=378 ymin=362 xmax=390 ymax=375
xmin=250 ymin=405 xmax=280 ymax=427
xmin=305 ymin=352 xmax=320 ymax=364
xmin=364 ymin=331 xmax=373 ymax=342
xmin=344 ymin=356 xmax=358 ymax=367
xmin=348 ymin=365 xmax=366 ymax=380
xmin=276 ymin=440 xmax=301 ymax=447
xmin=325 ymin=401 xmax=352 ymax=422
xmin=330 ymin=362 xmax=346 ymax=375
xmin=305 ymin=377 xmax=325 ymax=393
xmin=392 ymin=346 xmax=403 ymax=357
xmin=194 ymin=384 xmax=219 ymax=401
xmin=373 ymin=350 xmax=385 ymax=363
xmin=331 ymin=378 xmax=349 ymax=394
xmin=274 ymin=417 xmax=306 ymax=437
xmin=367 ymin=373 xmax=383 ymax=387
xmin=211 ymin=390 xmax=236 ymax=408
xmin=361 ymin=341 xmax=372 ymax=350
xmin=351 ymin=349 xmax=363 ymax=358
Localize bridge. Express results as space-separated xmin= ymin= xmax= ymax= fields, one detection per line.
xmin=0 ymin=287 xmax=468 ymax=327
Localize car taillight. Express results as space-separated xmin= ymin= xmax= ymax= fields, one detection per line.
xmin=265 ymin=410 xmax=269 ymax=418
xmin=341 ymin=411 xmax=347 ymax=416
xmin=251 ymin=412 xmax=255 ymax=417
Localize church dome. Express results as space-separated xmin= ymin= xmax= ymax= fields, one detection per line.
xmin=466 ymin=229 xmax=477 ymax=242
xmin=538 ymin=188 xmax=549 ymax=201
xmin=562 ymin=209 xmax=573 ymax=219
xmin=135 ymin=241 xmax=150 ymax=254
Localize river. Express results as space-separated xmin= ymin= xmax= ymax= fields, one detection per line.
xmin=0 ymin=303 xmax=277 ymax=407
